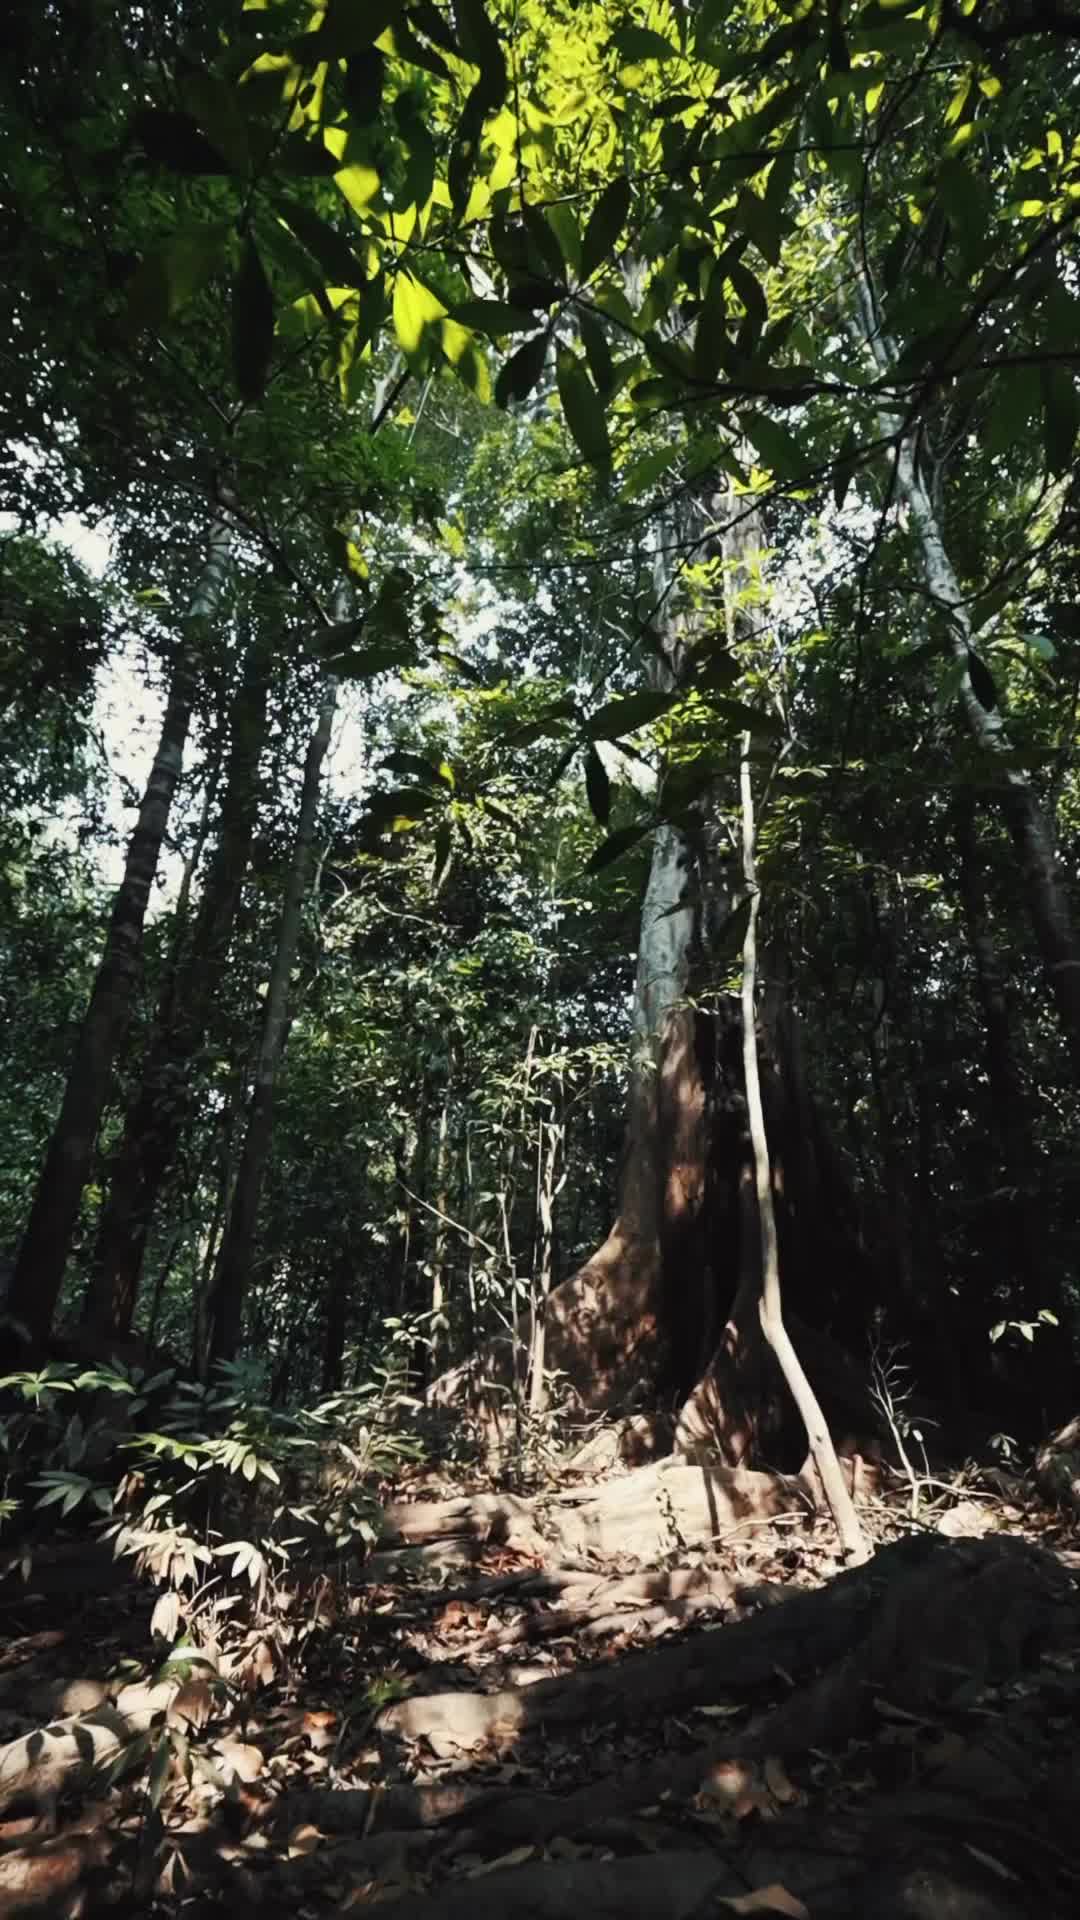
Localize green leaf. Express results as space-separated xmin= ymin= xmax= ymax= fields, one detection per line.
xmin=523 ymin=205 xmax=566 ymax=281
xmin=1041 ymin=365 xmax=1079 ymax=477
xmin=620 ymin=446 xmax=675 ymax=502
xmin=581 ymin=175 xmax=631 ymax=281
xmin=510 ymin=703 xmax=578 ymax=744
xmin=545 ymin=203 xmax=583 ymax=276
xmin=277 ymin=200 xmax=368 ymax=288
xmin=579 ymin=311 xmax=615 ymax=396
xmin=937 ymin=156 xmax=993 ymax=269
xmin=727 ymin=257 xmax=768 ymax=354
xmin=966 ymin=649 xmax=998 ymax=712
xmin=611 ymin=26 xmax=679 ymax=61
xmin=585 ymin=689 xmax=678 ymax=739
xmin=707 ymin=697 xmax=782 ymax=738
xmin=586 ymin=822 xmax=651 ymax=872
xmin=734 ymin=188 xmax=785 ymax=267
xmin=693 ymin=262 xmax=728 ymax=383
xmin=453 ymin=0 xmax=508 ymax=107
xmin=293 ymin=0 xmax=403 ymax=60
xmin=494 ymin=332 xmax=548 ymax=408
xmin=584 ymin=744 xmax=612 ymax=824
xmin=382 ymin=751 xmax=454 ymax=788
xmin=742 ymin=411 xmax=804 ymax=480
xmin=123 ymin=222 xmax=231 ymax=333
xmin=985 ymin=364 xmax=1040 ymax=459
xmin=178 ymin=69 xmax=250 ymax=175
xmin=277 ymin=131 xmax=342 ymax=177
xmin=451 ymin=299 xmax=541 ymax=334
xmin=344 ymin=49 xmax=386 ymax=124
xmin=232 ymin=235 xmax=274 ymax=402
xmin=133 ymin=108 xmax=232 ymax=173
xmin=556 ymin=351 xmax=611 ymax=469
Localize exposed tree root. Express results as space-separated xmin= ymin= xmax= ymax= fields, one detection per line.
xmin=0 ymin=1678 xmax=176 ymax=1815
xmin=375 ymin=1535 xmax=1076 ymax=1760
xmin=377 ymin=1458 xmax=806 ymax=1568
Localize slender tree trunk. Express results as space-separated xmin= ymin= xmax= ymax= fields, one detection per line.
xmin=322 ymin=1249 xmax=351 ymax=1394
xmin=855 ymin=273 xmax=1080 ymax=1078
xmin=429 ymin=1074 xmax=452 ymax=1378
xmin=738 ymin=738 xmax=870 ymax=1564
xmin=85 ymin=621 xmax=270 ymax=1337
xmin=204 ymin=670 xmax=338 ymax=1367
xmin=528 ymin=1074 xmax=565 ymax=1414
xmin=3 ymin=518 xmax=232 ymax=1358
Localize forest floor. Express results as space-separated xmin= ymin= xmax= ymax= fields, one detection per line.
xmin=1 ymin=1435 xmax=1079 ymax=1919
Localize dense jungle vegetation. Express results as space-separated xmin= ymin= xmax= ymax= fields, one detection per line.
xmin=2 ymin=3 xmax=1080 ymax=1916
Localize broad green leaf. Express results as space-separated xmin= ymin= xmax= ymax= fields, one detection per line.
xmin=523 ymin=205 xmax=566 ymax=281
xmin=279 ymin=131 xmax=343 ymax=177
xmin=734 ymin=188 xmax=784 ymax=267
xmin=510 ymin=700 xmax=578 ymax=744
xmin=133 ymin=108 xmax=232 ymax=173
xmin=495 ymin=332 xmax=548 ymax=407
xmin=451 ymin=300 xmax=540 ymax=334
xmin=124 ymin=222 xmax=231 ymax=333
xmin=292 ymin=0 xmax=403 ymax=60
xmin=707 ymin=697 xmax=782 ymax=738
xmin=581 ymin=176 xmax=631 ymax=281
xmin=1041 ymin=365 xmax=1079 ymax=477
xmin=232 ymin=235 xmax=274 ymax=402
xmin=986 ymin=364 xmax=1040 ymax=459
xmin=579 ymin=311 xmax=615 ymax=396
xmin=611 ymin=26 xmax=679 ymax=61
xmin=393 ymin=271 xmax=445 ymax=359
xmin=966 ymin=649 xmax=998 ymax=712
xmin=556 ymin=351 xmax=611 ymax=469
xmin=585 ymin=689 xmax=678 ymax=739
xmin=453 ymin=0 xmax=508 ymax=108
xmin=277 ymin=200 xmax=368 ymax=288
xmin=179 ymin=69 xmax=250 ymax=175
xmin=742 ymin=412 xmax=804 ymax=480
xmin=394 ymin=18 xmax=452 ymax=78
xmin=545 ymin=203 xmax=583 ymax=277
xmin=693 ymin=263 xmax=728 ymax=383
xmin=620 ymin=446 xmax=675 ymax=502
xmin=448 ymin=84 xmax=486 ymax=217
xmin=383 ymin=751 xmax=454 ymax=789
xmin=344 ymin=49 xmax=386 ymax=124
xmin=586 ymin=822 xmax=652 ymax=872
xmin=937 ymin=156 xmax=993 ymax=269
xmin=584 ymin=744 xmax=612 ymax=824
xmin=366 ymin=786 xmax=442 ymax=829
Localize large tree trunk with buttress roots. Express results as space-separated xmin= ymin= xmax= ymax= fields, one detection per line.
xmin=431 ymin=503 xmax=877 ymax=1467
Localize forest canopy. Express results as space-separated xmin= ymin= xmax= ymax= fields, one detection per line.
xmin=1 ymin=0 xmax=1078 ymax=1449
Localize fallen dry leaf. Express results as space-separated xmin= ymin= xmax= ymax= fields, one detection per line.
xmin=764 ymin=1756 xmax=801 ymax=1806
xmin=719 ymin=1884 xmax=809 ymax=1916
xmin=214 ymin=1736 xmax=264 ymax=1783
xmin=168 ymin=1678 xmax=215 ymax=1730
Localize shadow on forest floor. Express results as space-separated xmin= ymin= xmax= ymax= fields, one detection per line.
xmin=1 ymin=1445 xmax=1079 ymax=1919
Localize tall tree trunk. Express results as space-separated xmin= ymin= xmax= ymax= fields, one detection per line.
xmin=3 ymin=518 xmax=232 ymax=1359
xmin=429 ymin=1073 xmax=452 ymax=1379
xmin=84 ymin=621 xmax=271 ymax=1337
xmin=855 ymin=272 xmax=1080 ymax=1078
xmin=203 ymin=670 xmax=338 ymax=1369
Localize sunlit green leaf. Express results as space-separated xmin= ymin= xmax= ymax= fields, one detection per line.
xmin=585 ymin=690 xmax=678 ymax=739
xmin=581 ymin=176 xmax=631 ymax=281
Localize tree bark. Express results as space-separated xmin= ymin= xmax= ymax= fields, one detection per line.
xmin=84 ymin=619 xmax=271 ymax=1338
xmin=3 ymin=518 xmax=232 ymax=1359
xmin=855 ymin=271 xmax=1080 ymax=1079
xmin=203 ymin=670 xmax=338 ymax=1369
